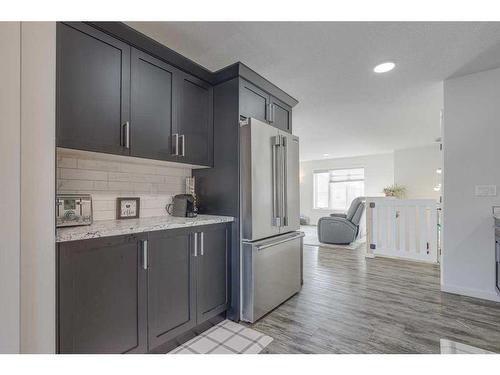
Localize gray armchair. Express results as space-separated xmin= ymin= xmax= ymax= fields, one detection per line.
xmin=317 ymin=197 xmax=365 ymax=245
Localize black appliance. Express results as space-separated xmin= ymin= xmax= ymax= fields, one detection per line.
xmin=167 ymin=194 xmax=197 ymax=217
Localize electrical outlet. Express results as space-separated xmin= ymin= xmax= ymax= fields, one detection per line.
xmin=475 ymin=185 xmax=497 ymax=197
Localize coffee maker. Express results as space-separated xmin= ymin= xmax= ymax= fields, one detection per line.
xmin=167 ymin=194 xmax=197 ymax=217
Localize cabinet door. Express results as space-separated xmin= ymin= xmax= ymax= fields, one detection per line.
xmin=196 ymin=225 xmax=229 ymax=323
xmin=147 ymin=229 xmax=196 ymax=350
xmin=58 ymin=235 xmax=147 ymax=354
xmin=271 ymin=97 xmax=292 ymax=133
xmin=177 ymin=73 xmax=213 ymax=166
xmin=130 ymin=48 xmax=176 ymax=161
xmin=57 ymin=22 xmax=130 ymax=155
xmin=240 ymin=79 xmax=271 ymax=124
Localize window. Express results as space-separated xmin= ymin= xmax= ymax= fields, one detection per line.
xmin=313 ymin=168 xmax=365 ymax=210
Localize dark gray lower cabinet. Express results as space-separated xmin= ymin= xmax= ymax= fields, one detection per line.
xmin=57 ymin=223 xmax=230 ymax=353
xmin=147 ymin=229 xmax=196 ymax=349
xmin=196 ymin=225 xmax=229 ymax=322
xmin=58 ymin=234 xmax=147 ymax=354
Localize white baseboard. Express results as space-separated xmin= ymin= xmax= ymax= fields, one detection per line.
xmin=441 ymin=283 xmax=500 ymax=302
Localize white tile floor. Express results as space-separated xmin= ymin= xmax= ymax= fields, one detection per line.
xmin=168 ymin=320 xmax=273 ymax=354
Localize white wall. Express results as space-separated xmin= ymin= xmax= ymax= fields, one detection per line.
xmin=442 ymin=67 xmax=500 ymax=302
xmin=20 ymin=22 xmax=56 ymax=353
xmin=300 ymin=153 xmax=394 ymax=225
xmin=0 ymin=22 xmax=21 ymax=353
xmin=394 ymin=144 xmax=441 ymax=201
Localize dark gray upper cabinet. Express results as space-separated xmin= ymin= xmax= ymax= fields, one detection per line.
xmin=270 ymin=96 xmax=292 ymax=133
xmin=240 ymin=79 xmax=270 ymax=124
xmin=196 ymin=225 xmax=229 ymax=322
xmin=58 ymin=234 xmax=147 ymax=354
xmin=57 ymin=22 xmax=213 ymax=166
xmin=57 ymin=22 xmax=131 ymax=155
xmin=130 ymin=48 xmax=176 ymax=161
xmin=147 ymin=229 xmax=196 ymax=350
xmin=176 ymin=73 xmax=214 ymax=166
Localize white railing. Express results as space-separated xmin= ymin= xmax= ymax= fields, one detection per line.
xmin=366 ymin=197 xmax=439 ymax=263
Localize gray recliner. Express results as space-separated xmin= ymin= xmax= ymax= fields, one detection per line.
xmin=317 ymin=197 xmax=365 ymax=245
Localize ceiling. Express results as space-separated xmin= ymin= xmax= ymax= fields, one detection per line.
xmin=127 ymin=22 xmax=500 ymax=161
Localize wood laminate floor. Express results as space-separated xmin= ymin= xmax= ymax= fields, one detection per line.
xmin=251 ymin=244 xmax=500 ymax=354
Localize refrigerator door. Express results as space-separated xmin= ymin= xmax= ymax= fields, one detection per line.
xmin=241 ymin=231 xmax=304 ymax=323
xmin=240 ymin=118 xmax=281 ymax=241
xmin=279 ymin=131 xmax=300 ymax=234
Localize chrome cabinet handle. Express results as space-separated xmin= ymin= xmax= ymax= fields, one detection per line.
xmin=268 ymin=103 xmax=274 ymax=123
xmin=193 ymin=232 xmax=198 ymax=257
xmin=172 ymin=133 xmax=179 ymax=156
xmin=142 ymin=240 xmax=148 ymax=270
xmin=179 ymin=134 xmax=185 ymax=157
xmin=122 ymin=121 xmax=130 ymax=149
xmin=200 ymin=232 xmax=204 ymax=256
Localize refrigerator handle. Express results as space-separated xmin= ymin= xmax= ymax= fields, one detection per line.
xmin=282 ymin=136 xmax=288 ymax=227
xmin=272 ymin=136 xmax=281 ymax=227
xmin=255 ymin=232 xmax=305 ymax=251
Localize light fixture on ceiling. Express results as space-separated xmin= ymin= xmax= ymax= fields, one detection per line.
xmin=323 ymin=153 xmax=329 ymax=157
xmin=373 ymin=62 xmax=395 ymax=73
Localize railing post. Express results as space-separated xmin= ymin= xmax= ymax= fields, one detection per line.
xmin=365 ymin=198 xmax=375 ymax=258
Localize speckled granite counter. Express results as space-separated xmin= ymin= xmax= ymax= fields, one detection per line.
xmin=56 ymin=215 xmax=234 ymax=242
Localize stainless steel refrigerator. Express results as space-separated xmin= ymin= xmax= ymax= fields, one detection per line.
xmin=239 ymin=118 xmax=304 ymax=323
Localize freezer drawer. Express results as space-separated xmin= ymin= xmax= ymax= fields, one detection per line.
xmin=241 ymin=231 xmax=304 ymax=323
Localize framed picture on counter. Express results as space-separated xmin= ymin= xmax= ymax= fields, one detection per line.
xmin=116 ymin=197 xmax=140 ymax=219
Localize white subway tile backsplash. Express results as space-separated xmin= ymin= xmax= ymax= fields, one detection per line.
xmin=108 ymin=181 xmax=133 ymax=192
xmin=59 ymin=179 xmax=94 ymax=191
xmin=57 ymin=148 xmax=191 ymax=219
xmin=155 ymin=166 xmax=191 ymax=177
xmin=93 ymin=181 xmax=109 ymax=191
xmin=77 ymin=158 xmax=121 ymax=172
xmin=132 ymin=182 xmax=153 ymax=193
xmin=120 ymin=163 xmax=157 ymax=175
xmin=93 ymin=200 xmax=114 ymax=211
xmin=57 ymin=157 xmax=77 ymax=168
xmin=93 ymin=210 xmax=115 ymax=221
xmin=60 ymin=168 xmax=108 ymax=181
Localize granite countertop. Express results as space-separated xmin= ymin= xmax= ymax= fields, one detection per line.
xmin=56 ymin=214 xmax=234 ymax=243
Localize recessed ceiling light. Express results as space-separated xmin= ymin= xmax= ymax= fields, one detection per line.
xmin=323 ymin=153 xmax=329 ymax=157
xmin=373 ymin=62 xmax=395 ymax=73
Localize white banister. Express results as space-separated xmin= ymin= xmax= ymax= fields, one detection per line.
xmin=366 ymin=197 xmax=439 ymax=263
